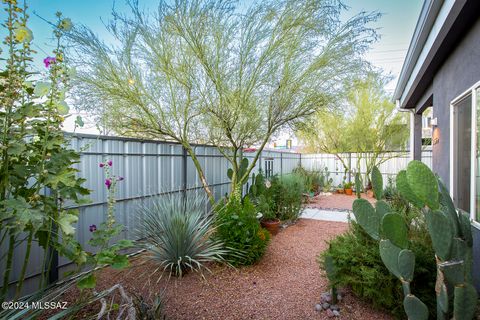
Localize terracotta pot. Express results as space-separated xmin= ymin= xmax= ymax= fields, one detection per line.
xmin=337 ymin=189 xmax=345 ymax=194
xmin=261 ymin=219 xmax=280 ymax=235
xmin=344 ymin=188 xmax=353 ymax=195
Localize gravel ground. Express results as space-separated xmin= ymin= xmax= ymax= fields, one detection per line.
xmin=93 ymin=219 xmax=392 ymax=320
xmin=307 ymin=193 xmax=375 ymax=211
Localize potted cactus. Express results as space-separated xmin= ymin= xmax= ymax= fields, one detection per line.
xmin=343 ymin=181 xmax=354 ymax=195
xmin=351 ymin=162 xmax=477 ymax=320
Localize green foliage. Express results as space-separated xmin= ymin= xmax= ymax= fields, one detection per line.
xmin=352 ymin=198 xmax=380 ymax=240
xmin=270 ymin=174 xmax=305 ymax=221
xmin=132 ymin=294 xmax=166 ymax=320
xmin=350 ymin=162 xmax=477 ymax=319
xmin=320 ymin=221 xmax=437 ymax=319
xmin=297 ymin=72 xmax=409 ymax=180
xmin=0 ymin=2 xmax=91 ymax=299
xmin=371 ymin=166 xmax=383 ymax=199
xmin=292 ymin=166 xmax=333 ymax=193
xmin=215 ymin=197 xmax=270 ymax=266
xmin=70 ymin=0 xmax=380 ymax=202
xmin=137 ymin=192 xmax=229 ymax=277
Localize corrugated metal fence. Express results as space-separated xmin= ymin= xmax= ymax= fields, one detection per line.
xmin=1 ymin=133 xmax=431 ymax=296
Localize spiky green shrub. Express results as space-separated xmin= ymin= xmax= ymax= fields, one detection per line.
xmin=136 ymin=193 xmax=229 ymax=277
xmin=215 ymin=197 xmax=270 ymax=266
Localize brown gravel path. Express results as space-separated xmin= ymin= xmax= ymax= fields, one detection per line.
xmin=95 ymin=219 xmax=392 ymax=320
xmin=307 ymin=193 xmax=375 ymax=211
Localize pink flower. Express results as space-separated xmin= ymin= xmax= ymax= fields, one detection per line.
xmin=99 ymin=163 xmax=105 ymax=168
xmin=43 ymin=56 xmax=56 ymax=68
xmin=117 ymin=176 xmax=124 ymax=181
xmin=105 ymin=178 xmax=112 ymax=189
xmin=107 ymin=160 xmax=112 ymax=167
xmin=89 ymin=224 xmax=97 ymax=232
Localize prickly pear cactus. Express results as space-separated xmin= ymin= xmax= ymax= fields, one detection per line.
xmin=350 ymin=160 xmax=477 ymax=320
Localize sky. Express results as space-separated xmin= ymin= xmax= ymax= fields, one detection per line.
xmin=4 ymin=0 xmax=423 ymax=133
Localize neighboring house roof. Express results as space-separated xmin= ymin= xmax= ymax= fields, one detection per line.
xmin=393 ymin=0 xmax=480 ymax=110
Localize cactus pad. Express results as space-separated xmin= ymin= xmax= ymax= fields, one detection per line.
xmin=396 ymin=170 xmax=424 ymax=208
xmin=403 ymin=294 xmax=429 ymax=320
xmin=382 ymin=213 xmax=408 ymax=249
xmin=453 ymin=284 xmax=477 ymax=320
xmin=352 ymin=198 xmax=380 ymax=240
xmin=379 ymin=239 xmax=401 ymax=278
xmin=398 ymin=249 xmax=415 ymax=282
xmin=458 ymin=209 xmax=473 ymax=246
xmin=406 ymin=161 xmax=439 ymax=210
xmin=371 ymin=166 xmax=383 ymax=199
xmin=375 ymin=200 xmax=391 ymax=219
xmin=425 ymin=210 xmax=452 ymax=261
xmin=439 ymin=260 xmax=465 ymax=286
xmin=355 ymin=172 xmax=361 ymax=198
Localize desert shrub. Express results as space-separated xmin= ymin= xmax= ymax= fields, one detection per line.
xmin=292 ymin=166 xmax=333 ymax=193
xmin=320 ymin=220 xmax=436 ymax=319
xmin=215 ymin=197 xmax=270 ymax=266
xmin=137 ymin=192 xmax=229 ymax=277
xmin=270 ymin=174 xmax=305 ymax=221
xmin=320 ymin=183 xmax=437 ymax=320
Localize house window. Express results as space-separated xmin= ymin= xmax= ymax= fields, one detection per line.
xmin=450 ymin=81 xmax=480 ymax=222
xmin=264 ymin=158 xmax=274 ymax=178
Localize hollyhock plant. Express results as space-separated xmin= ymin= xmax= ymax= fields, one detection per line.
xmin=43 ymin=56 xmax=56 ymax=68
xmin=105 ymin=178 xmax=112 ymax=189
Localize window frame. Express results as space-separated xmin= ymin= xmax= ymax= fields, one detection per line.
xmin=449 ymin=80 xmax=480 ymax=223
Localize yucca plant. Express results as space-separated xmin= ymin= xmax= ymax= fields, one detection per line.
xmin=136 ymin=192 xmax=229 ymax=278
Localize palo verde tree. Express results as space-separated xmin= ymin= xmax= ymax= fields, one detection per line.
xmin=297 ymin=72 xmax=409 ymax=187
xmin=69 ymin=0 xmax=380 ymax=202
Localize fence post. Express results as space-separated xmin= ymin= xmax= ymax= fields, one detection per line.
xmin=299 ymin=153 xmax=302 ymax=168
xmin=348 ymin=152 xmax=352 ymax=182
xmin=182 ymin=146 xmax=188 ymax=197
xmin=280 ymin=152 xmax=283 ymax=175
xmin=46 ymin=188 xmax=59 ymax=286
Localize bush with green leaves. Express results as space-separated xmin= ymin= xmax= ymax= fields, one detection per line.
xmin=320 ymin=220 xmax=436 ymax=319
xmin=215 ymin=197 xmax=270 ymax=266
xmin=270 ymin=174 xmax=305 ymax=221
xmin=292 ymin=166 xmax=333 ymax=193
xmin=137 ymin=192 xmax=229 ymax=277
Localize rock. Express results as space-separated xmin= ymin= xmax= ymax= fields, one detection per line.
xmin=330 ymin=304 xmax=339 ymax=311
xmin=320 ymin=292 xmax=332 ymax=303
xmin=337 ymin=294 xmax=342 ymax=302
xmin=315 ymin=304 xmax=322 ymax=311
xmin=322 ymin=303 xmax=330 ymax=310
xmin=333 ymin=310 xmax=340 ymax=317
xmin=326 ymin=309 xmax=335 ymax=318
